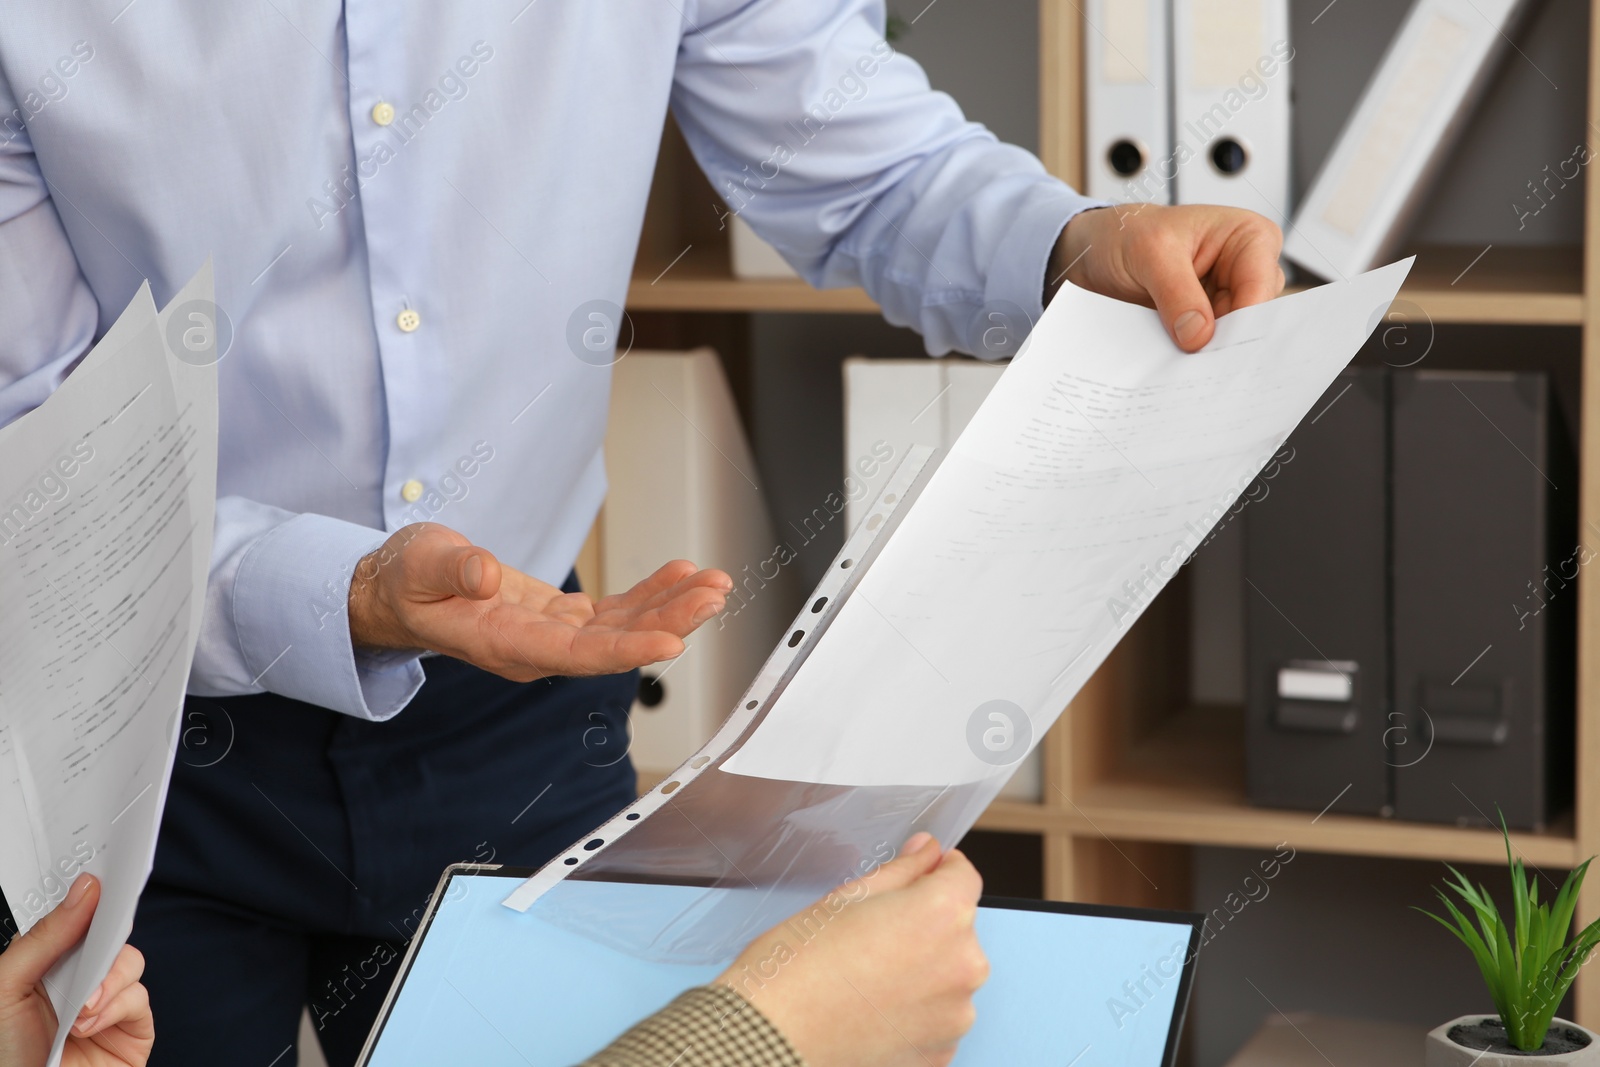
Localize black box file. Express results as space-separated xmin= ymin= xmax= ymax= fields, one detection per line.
xmin=1244 ymin=368 xmax=1391 ymax=817
xmin=1390 ymin=370 xmax=1574 ymax=830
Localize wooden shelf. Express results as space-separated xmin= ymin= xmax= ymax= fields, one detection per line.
xmin=972 ymin=800 xmax=1066 ymax=835
xmin=1295 ymin=244 xmax=1583 ymax=326
xmin=628 ymin=243 xmax=876 ymax=313
xmin=977 ymin=707 xmax=1579 ymax=868
xmin=631 ymin=243 xmax=1582 ymax=322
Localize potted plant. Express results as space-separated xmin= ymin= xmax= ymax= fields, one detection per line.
xmin=1419 ymin=820 xmax=1600 ymax=1063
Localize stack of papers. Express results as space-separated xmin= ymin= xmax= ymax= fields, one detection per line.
xmin=0 ymin=267 xmax=217 ymax=1066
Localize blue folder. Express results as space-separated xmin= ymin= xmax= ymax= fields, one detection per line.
xmin=357 ymin=867 xmax=1201 ymax=1067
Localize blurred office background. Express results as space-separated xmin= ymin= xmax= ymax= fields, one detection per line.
xmin=568 ymin=1 xmax=1595 ymax=1064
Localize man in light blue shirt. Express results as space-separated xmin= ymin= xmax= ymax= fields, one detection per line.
xmin=0 ymin=2 xmax=1282 ymax=1063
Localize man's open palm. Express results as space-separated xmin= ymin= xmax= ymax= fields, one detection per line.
xmin=348 ymin=523 xmax=732 ymax=681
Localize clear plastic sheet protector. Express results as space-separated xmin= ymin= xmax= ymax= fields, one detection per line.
xmin=503 ymin=260 xmax=1415 ymax=965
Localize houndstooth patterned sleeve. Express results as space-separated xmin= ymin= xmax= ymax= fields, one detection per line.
xmin=578 ymin=985 xmax=806 ymax=1067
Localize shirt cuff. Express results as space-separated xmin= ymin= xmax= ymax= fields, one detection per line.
xmin=580 ymin=986 xmax=805 ymax=1067
xmin=982 ymin=182 xmax=1111 ymax=355
xmin=231 ymin=512 xmax=424 ymax=720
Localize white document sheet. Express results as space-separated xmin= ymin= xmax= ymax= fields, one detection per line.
xmin=721 ymin=260 xmax=1413 ymax=787
xmin=0 ymin=268 xmax=217 ymax=1065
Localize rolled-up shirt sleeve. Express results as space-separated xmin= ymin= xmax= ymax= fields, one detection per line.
xmin=0 ymin=85 xmax=421 ymax=721
xmin=670 ymin=0 xmax=1109 ymax=357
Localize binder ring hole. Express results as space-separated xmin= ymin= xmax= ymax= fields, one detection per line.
xmin=1209 ymin=138 xmax=1248 ymax=176
xmin=626 ymin=812 xmax=642 ymax=820
xmin=884 ymin=493 xmax=897 ymax=504
xmin=866 ymin=514 xmax=884 ymax=531
xmin=690 ymin=756 xmax=710 ymax=768
xmin=583 ymin=838 xmax=605 ymax=851
xmin=746 ymin=699 xmax=758 ymax=709
xmin=788 ymin=630 xmax=805 ymax=647
xmin=563 ymin=857 xmax=579 ymax=865
xmin=1108 ymin=139 xmax=1146 ymax=177
xmin=661 ymin=780 xmax=680 ymax=794
xmin=840 ymin=558 xmax=854 ymax=569
xmin=811 ymin=596 xmax=828 ymax=613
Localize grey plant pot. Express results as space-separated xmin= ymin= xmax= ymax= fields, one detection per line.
xmin=1426 ymin=1016 xmax=1600 ymax=1064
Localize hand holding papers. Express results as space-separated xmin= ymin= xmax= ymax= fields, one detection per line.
xmin=726 ymin=258 xmax=1414 ymax=788
xmin=0 ymin=268 xmax=217 ymax=1066
xmin=504 ymin=260 xmax=1414 ymax=964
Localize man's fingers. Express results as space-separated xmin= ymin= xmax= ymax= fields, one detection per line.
xmin=487 ymin=614 xmax=684 ymax=677
xmin=419 ymin=543 xmax=500 ymax=602
xmin=1130 ymin=235 xmax=1216 ymax=352
xmin=1226 ymin=269 xmax=1283 ymax=313
xmin=399 ymin=546 xmax=734 ymax=677
xmin=0 ymin=874 xmax=98 ymax=999
xmin=1215 ymin=222 xmax=1286 ymax=314
xmin=563 ymin=626 xmax=687 ymax=674
xmin=604 ymin=565 xmax=732 ymax=622
xmin=641 ymin=567 xmax=733 ymax=611
xmin=627 ymin=584 xmax=728 ymax=636
xmin=455 ymin=547 xmax=500 ymax=600
xmin=635 ymin=571 xmax=729 ymax=616
xmin=611 ymin=631 xmax=687 ymax=667
xmin=1118 ymin=207 xmax=1284 ymax=351
xmin=597 ymin=560 xmax=706 ymax=614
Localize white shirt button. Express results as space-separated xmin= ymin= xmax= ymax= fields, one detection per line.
xmin=400 ymin=479 xmax=424 ymax=503
xmin=396 ymin=308 xmax=421 ymax=333
xmin=371 ymin=101 xmax=396 ymax=126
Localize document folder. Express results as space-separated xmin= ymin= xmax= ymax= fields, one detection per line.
xmin=1390 ymin=370 xmax=1573 ymax=829
xmin=605 ymin=349 xmax=796 ymax=777
xmin=1086 ymin=0 xmax=1174 ymax=204
xmin=1171 ymin=0 xmax=1292 ymax=226
xmin=1244 ymin=368 xmax=1389 ymax=815
xmin=1284 ymin=0 xmax=1531 ymax=280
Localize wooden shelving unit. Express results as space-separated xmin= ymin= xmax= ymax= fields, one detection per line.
xmin=629 ymin=241 xmax=1586 ymax=321
xmin=629 ymin=244 xmax=876 ymax=313
xmin=1372 ymin=245 xmax=1584 ymax=325
xmin=979 ymin=705 xmax=1580 ymax=868
xmin=615 ymin=0 xmax=1600 ymax=1028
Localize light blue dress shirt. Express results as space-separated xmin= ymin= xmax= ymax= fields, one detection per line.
xmin=0 ymin=1 xmax=1102 ymax=720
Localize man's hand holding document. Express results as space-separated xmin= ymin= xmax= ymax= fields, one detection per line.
xmin=722 ymin=258 xmax=1418 ymax=788
xmin=0 ymin=254 xmax=1417 ymax=1066
xmin=505 ymin=259 xmax=1417 ymax=966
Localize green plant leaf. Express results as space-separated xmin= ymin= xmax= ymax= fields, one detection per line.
xmin=1421 ymin=818 xmax=1598 ymax=1053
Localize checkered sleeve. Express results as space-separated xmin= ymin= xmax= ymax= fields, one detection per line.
xmin=577 ymin=984 xmax=806 ymax=1067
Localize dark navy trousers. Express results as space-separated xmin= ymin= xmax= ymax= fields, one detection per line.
xmin=129 ymin=651 xmax=638 ymax=1066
